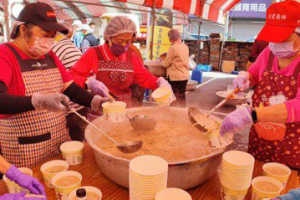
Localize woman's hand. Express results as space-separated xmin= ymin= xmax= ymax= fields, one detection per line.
xmin=156 ymin=77 xmax=176 ymax=103
xmin=220 ymin=106 xmax=253 ymax=136
xmin=5 ymin=165 xmax=45 ymax=196
xmin=87 ymin=77 xmax=109 ymax=98
xmin=232 ymin=71 xmax=250 ymax=91
xmin=0 ymin=191 xmax=46 ymax=200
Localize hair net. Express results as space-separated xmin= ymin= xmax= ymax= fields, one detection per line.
xmin=168 ymin=29 xmax=181 ymax=42
xmin=104 ymin=16 xmax=136 ymax=40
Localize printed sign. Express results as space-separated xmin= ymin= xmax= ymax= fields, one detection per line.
xmin=229 ymin=0 xmax=272 ymax=19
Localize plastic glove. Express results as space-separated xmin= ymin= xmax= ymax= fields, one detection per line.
xmin=232 ymin=71 xmax=250 ymax=91
xmin=276 ymin=189 xmax=300 ymax=200
xmin=87 ymin=77 xmax=109 ymax=98
xmin=220 ymin=106 xmax=253 ymax=136
xmin=0 ymin=192 xmax=45 ymax=200
xmin=91 ymin=95 xmax=113 ymax=111
xmin=156 ymin=77 xmax=176 ymax=102
xmin=32 ymin=93 xmax=69 ymax=112
xmin=5 ymin=165 xmax=46 ymax=196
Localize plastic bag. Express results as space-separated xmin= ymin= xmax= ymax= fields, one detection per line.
xmin=189 ymin=54 xmax=196 ymax=70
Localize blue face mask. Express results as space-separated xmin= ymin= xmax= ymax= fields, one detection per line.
xmin=110 ymin=42 xmax=130 ymax=57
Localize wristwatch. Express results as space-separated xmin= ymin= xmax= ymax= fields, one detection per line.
xmin=251 ymin=108 xmax=258 ymax=124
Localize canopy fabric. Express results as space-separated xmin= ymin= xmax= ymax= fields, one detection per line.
xmin=15 ymin=0 xmax=240 ymax=24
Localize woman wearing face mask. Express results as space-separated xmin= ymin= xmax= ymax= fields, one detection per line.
xmin=220 ymin=0 xmax=300 ymax=169
xmin=69 ymin=16 xmax=174 ymax=107
xmin=0 ymin=3 xmax=110 ymax=168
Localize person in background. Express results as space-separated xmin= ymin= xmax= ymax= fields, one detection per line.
xmin=0 ymin=155 xmax=45 ymax=199
xmin=162 ymin=29 xmax=189 ymax=107
xmin=69 ymin=16 xmax=174 ymax=107
xmin=81 ymin=24 xmax=99 ymax=53
xmin=89 ymin=22 xmax=96 ymax=33
xmin=0 ymin=2 xmax=110 ymax=168
xmin=246 ymin=39 xmax=269 ymax=71
xmin=128 ymin=32 xmax=145 ymax=106
xmin=220 ymin=1 xmax=300 ymax=169
xmin=52 ymin=22 xmax=82 ymax=70
xmin=52 ymin=22 xmax=87 ymax=141
xmin=72 ymin=20 xmax=83 ymax=48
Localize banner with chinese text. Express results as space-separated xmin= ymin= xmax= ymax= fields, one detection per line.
xmin=229 ymin=0 xmax=272 ymax=19
xmin=146 ymin=9 xmax=172 ymax=61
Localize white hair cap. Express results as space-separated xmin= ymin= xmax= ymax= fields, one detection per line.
xmin=104 ymin=16 xmax=136 ymax=41
xmin=72 ymin=20 xmax=82 ymax=27
xmin=81 ymin=24 xmax=91 ymax=31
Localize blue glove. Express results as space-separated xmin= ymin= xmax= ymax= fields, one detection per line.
xmin=5 ymin=165 xmax=45 ymax=196
xmin=0 ymin=191 xmax=45 ymax=200
xmin=276 ymin=189 xmax=300 ymax=200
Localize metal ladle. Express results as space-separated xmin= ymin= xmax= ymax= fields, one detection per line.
xmin=68 ymin=107 xmax=143 ymax=154
xmin=126 ymin=114 xmax=157 ymax=131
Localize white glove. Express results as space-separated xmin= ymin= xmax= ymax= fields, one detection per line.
xmin=32 ymin=93 xmax=69 ymax=112
xmin=156 ymin=77 xmax=176 ymax=102
xmin=91 ymin=95 xmax=112 ymax=111
xmin=232 ymin=71 xmax=250 ymax=91
xmin=87 ymin=77 xmax=109 ymax=98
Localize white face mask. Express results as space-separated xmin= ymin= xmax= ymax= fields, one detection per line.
xmin=269 ymin=35 xmax=300 ymax=58
xmin=28 ymin=36 xmax=55 ymax=57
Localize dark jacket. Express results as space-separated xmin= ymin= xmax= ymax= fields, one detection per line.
xmin=84 ymin=33 xmax=99 ymax=46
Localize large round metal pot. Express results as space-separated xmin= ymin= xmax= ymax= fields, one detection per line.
xmin=85 ymin=107 xmax=229 ymax=190
xmin=144 ymin=61 xmax=166 ymax=77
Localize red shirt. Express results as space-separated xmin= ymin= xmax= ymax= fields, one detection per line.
xmin=69 ymin=43 xmax=158 ymax=90
xmin=0 ymin=43 xmax=72 ymax=118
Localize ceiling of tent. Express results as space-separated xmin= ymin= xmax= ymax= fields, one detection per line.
xmin=6 ymin=0 xmax=241 ymax=24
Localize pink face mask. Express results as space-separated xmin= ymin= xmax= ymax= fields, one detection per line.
xmin=269 ymin=36 xmax=300 ymax=58
xmin=28 ymin=36 xmax=55 ymax=57
xmin=110 ymin=41 xmax=130 ymax=57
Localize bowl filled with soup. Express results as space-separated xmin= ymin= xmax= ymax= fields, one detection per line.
xmin=68 ymin=186 xmax=102 ymax=200
xmin=40 ymin=160 xmax=69 ymax=188
xmin=52 ymin=171 xmax=82 ymax=200
xmin=263 ymin=162 xmax=291 ymax=188
xmin=251 ymin=176 xmax=283 ymax=200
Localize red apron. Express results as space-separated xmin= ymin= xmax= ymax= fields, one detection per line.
xmin=0 ymin=44 xmax=70 ymax=167
xmin=94 ymin=46 xmax=136 ymax=107
xmin=248 ymin=53 xmax=300 ymax=169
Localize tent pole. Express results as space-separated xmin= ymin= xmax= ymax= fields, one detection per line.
xmin=150 ymin=0 xmax=156 ymax=60
xmin=218 ymin=12 xmax=229 ymax=72
xmin=197 ymin=20 xmax=202 ymax=64
xmin=3 ymin=0 xmax=10 ymax=42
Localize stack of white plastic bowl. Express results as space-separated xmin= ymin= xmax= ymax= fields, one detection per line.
xmin=129 ymin=155 xmax=168 ymax=200
xmin=219 ymin=151 xmax=255 ymax=200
